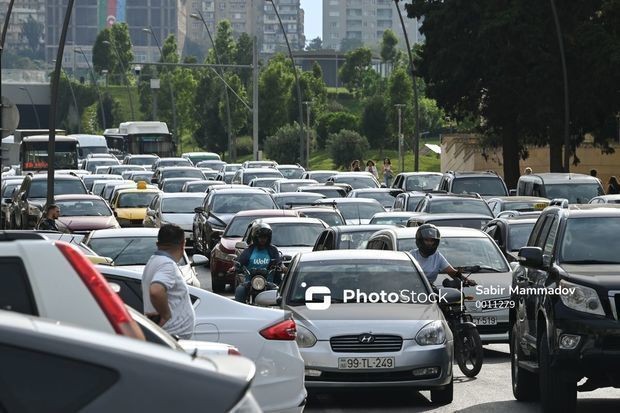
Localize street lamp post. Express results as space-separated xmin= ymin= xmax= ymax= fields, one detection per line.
xmin=265 ymin=0 xmax=305 ymax=167
xmin=19 ymin=87 xmax=41 ymax=129
xmin=143 ymin=26 xmax=179 ymax=152
xmin=395 ymin=103 xmax=405 ymax=172
xmin=302 ymin=101 xmax=311 ymax=166
xmin=102 ymin=40 xmax=136 ymax=120
xmin=190 ymin=12 xmax=234 ymax=161
xmin=75 ymin=48 xmax=106 ymax=129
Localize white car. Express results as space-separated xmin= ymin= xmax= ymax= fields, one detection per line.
xmin=84 ymin=228 xmax=203 ymax=287
xmin=97 ymin=265 xmax=307 ymax=413
xmin=143 ymin=192 xmax=206 ymax=244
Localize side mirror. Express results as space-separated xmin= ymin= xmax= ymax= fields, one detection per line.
xmin=235 ymin=241 xmax=247 ymax=250
xmin=437 ymin=287 xmax=461 ymax=305
xmin=518 ymin=246 xmax=544 ymax=268
xmin=191 ymin=254 xmax=209 ymax=267
xmin=255 ymin=290 xmax=280 ymax=307
xmin=194 ymin=207 xmax=204 ymax=214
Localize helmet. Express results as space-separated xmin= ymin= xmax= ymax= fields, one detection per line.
xmin=251 ymin=222 xmax=272 ymax=245
xmin=415 ymin=224 xmax=441 ymax=257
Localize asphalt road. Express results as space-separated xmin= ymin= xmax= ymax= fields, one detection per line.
xmin=195 ymin=266 xmax=620 ymax=412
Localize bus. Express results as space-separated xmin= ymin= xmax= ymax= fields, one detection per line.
xmin=21 ymin=135 xmax=79 ymax=172
xmin=117 ymin=121 xmax=175 ymax=157
xmin=103 ymin=128 xmax=126 ymax=157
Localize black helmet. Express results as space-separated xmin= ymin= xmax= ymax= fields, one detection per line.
xmin=251 ymin=222 xmax=272 ymax=245
xmin=415 ymin=224 xmax=441 ymax=256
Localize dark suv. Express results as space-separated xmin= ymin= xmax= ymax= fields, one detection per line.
xmin=510 ymin=204 xmax=620 ymax=412
xmin=437 ymin=171 xmax=508 ymax=198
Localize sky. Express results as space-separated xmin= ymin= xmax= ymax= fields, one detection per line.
xmin=300 ymin=0 xmax=322 ymax=41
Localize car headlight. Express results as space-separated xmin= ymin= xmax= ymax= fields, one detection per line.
xmin=559 ymin=280 xmax=604 ymax=316
xmin=415 ymin=320 xmax=446 ymax=346
xmin=296 ymin=325 xmax=317 ymax=348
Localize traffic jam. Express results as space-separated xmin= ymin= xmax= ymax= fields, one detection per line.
xmin=1 ymin=125 xmax=620 ymax=412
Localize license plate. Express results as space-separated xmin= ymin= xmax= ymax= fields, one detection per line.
xmin=473 ymin=316 xmax=497 ymax=325
xmin=338 ymin=357 xmax=395 ymax=370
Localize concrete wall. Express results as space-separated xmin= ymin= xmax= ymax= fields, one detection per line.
xmin=441 ymin=134 xmax=620 ymax=190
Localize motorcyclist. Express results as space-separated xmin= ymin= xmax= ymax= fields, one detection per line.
xmin=410 ymin=224 xmax=476 ymax=287
xmin=230 ymin=222 xmax=283 ymax=302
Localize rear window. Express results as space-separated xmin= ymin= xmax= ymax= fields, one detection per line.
xmin=161 ymin=197 xmax=203 ymax=214
xmin=117 ymin=192 xmax=158 ymax=208
xmin=271 ymin=223 xmax=325 ymax=247
xmin=212 ymin=193 xmax=276 ymax=213
xmin=338 ymin=230 xmax=381 ymax=249
xmin=56 ymin=199 xmax=112 ymax=217
xmin=337 ymin=203 xmax=385 ymax=221
xmin=242 ymin=171 xmax=283 ymax=185
xmin=405 ymin=175 xmax=441 ymax=191
xmin=0 ymin=257 xmax=38 ymax=315
xmin=334 ymin=176 xmax=378 ymax=189
xmin=424 ymin=218 xmax=489 ymax=229
xmin=302 ymin=211 xmax=344 ymax=226
xmin=508 ymin=223 xmax=536 ymax=252
xmin=545 ymin=183 xmax=603 ymax=204
xmin=428 ymin=199 xmax=492 ymax=216
xmin=29 ymin=179 xmax=86 ymax=198
xmin=451 ymin=177 xmax=507 ymax=196
xmin=163 ymin=169 xmax=205 ymax=179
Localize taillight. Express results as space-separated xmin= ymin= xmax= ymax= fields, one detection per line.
xmin=259 ymin=318 xmax=297 ymax=340
xmin=228 ymin=347 xmax=242 ymax=356
xmin=55 ymin=241 xmax=145 ymax=340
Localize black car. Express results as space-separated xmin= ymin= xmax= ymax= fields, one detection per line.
xmin=415 ymin=193 xmax=494 ymax=217
xmin=391 ymin=172 xmax=443 ymax=192
xmin=392 ymin=191 xmax=430 ymax=212
xmin=482 ymin=216 xmax=538 ymax=262
xmin=437 ymin=170 xmax=509 ymax=198
xmin=152 ymin=166 xmax=205 ymax=184
xmin=406 ymin=213 xmax=493 ymax=230
xmin=312 ymin=224 xmax=394 ymax=250
xmin=510 ymin=204 xmax=620 ymax=412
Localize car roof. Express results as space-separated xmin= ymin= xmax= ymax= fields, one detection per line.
xmin=409 ymin=212 xmax=492 ymax=220
xmin=594 ymin=194 xmax=620 ymax=200
xmin=350 ymin=188 xmax=399 ymax=193
xmin=273 ymin=192 xmax=325 ymax=198
xmin=315 ymin=198 xmax=382 ymax=204
xmin=89 ymin=228 xmax=160 ymax=238
xmin=159 ymin=166 xmax=199 ymax=171
xmin=559 ymin=205 xmax=620 ymax=216
xmin=242 ymin=168 xmax=282 ymax=173
xmin=372 ymin=211 xmax=419 ymax=217
xmin=232 ymin=209 xmax=299 ymax=218
xmin=489 ymin=217 xmax=539 ymax=225
xmin=445 ymin=171 xmax=501 ymax=177
xmin=298 ymin=249 xmax=412 ymax=262
xmin=254 ymin=217 xmax=325 ymax=225
xmin=332 ymin=172 xmax=375 ymax=177
xmin=161 ymin=177 xmax=202 ymax=182
xmin=210 ymin=188 xmax=270 ymax=195
xmin=524 ymin=173 xmax=600 ymax=183
xmin=293 ymin=206 xmax=340 ymax=212
xmin=159 ymin=192 xmax=206 ymax=199
xmin=398 ymin=172 xmax=443 ymax=176
xmin=380 ymin=226 xmax=488 ymax=239
xmin=53 ymin=194 xmax=106 ymax=201
xmin=28 ymin=174 xmax=81 ymax=181
xmin=274 ymin=178 xmax=313 ymax=183
xmin=487 ymin=196 xmax=549 ymax=202
xmin=116 ymin=187 xmax=160 ymax=195
xmin=327 ymin=224 xmax=395 ymax=233
xmin=425 ymin=193 xmax=483 ymax=200
xmin=127 ymin=154 xmax=158 ymax=158
xmin=277 ymin=164 xmax=304 ymax=169
xmin=158 ymin=157 xmax=188 ymax=161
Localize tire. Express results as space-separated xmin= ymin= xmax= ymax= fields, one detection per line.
xmin=456 ymin=327 xmax=483 ymax=377
xmin=539 ymin=329 xmax=577 ymax=413
xmin=510 ymin=325 xmax=539 ymax=401
xmin=430 ymin=379 xmax=453 ymax=405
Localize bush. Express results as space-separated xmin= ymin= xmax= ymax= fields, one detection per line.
xmin=316 ymin=111 xmax=360 ymax=149
xmin=264 ymin=123 xmax=307 ymax=164
xmin=235 ymin=136 xmax=253 ymax=156
xmin=327 ymin=129 xmax=369 ymax=169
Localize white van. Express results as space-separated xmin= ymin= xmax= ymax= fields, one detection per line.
xmin=70 ymin=134 xmax=109 ymax=160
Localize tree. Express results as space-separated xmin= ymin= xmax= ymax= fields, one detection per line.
xmin=110 ymin=23 xmax=133 ymax=76
xmin=213 ymin=20 xmax=236 ymax=65
xmin=235 ymin=33 xmax=254 ymax=87
xmin=338 ymin=47 xmax=373 ymax=94
xmin=193 ymin=70 xmax=227 ymax=151
xmin=340 ymin=37 xmax=363 ymax=52
xmin=312 ymin=61 xmax=323 ymax=79
xmin=160 ymin=34 xmax=179 ymax=64
xmin=327 ymin=130 xmax=370 ymax=169
xmin=361 ymin=96 xmax=390 ymax=151
xmin=92 ymin=29 xmax=115 ymax=74
xmin=288 ymin=70 xmax=328 ymax=125
xmin=219 ymin=73 xmax=248 ymax=138
xmin=265 ymin=123 xmax=309 ymax=164
xmin=316 ymin=111 xmax=360 ymax=149
xmin=380 ymin=29 xmax=399 ymax=64
xmin=259 ymin=54 xmax=294 ymax=140
xmin=21 ymin=15 xmax=43 ymax=55
xmin=306 ymin=37 xmax=323 ymax=51
xmin=386 ymin=66 xmax=413 ymax=137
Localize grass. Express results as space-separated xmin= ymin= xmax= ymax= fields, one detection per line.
xmin=106 ymin=85 xmax=144 ymax=121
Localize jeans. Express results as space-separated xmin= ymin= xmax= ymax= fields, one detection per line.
xmin=234 ymin=281 xmax=278 ymax=302
xmin=384 ymin=175 xmax=392 ymax=187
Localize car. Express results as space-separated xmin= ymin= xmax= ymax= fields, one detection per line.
xmin=85 ymin=227 xmax=204 ymax=287
xmin=195 ymin=159 xmax=226 ymax=170
xmin=82 ymin=173 xmax=123 ymax=191
xmin=241 ymin=160 xmax=278 ymax=169
xmin=182 ymin=179 xmax=226 ymax=192
xmin=347 ymin=188 xmax=403 ymax=210
xmin=123 ymin=154 xmax=160 ymax=168
xmin=209 ymin=209 xmax=300 ymax=292
xmin=366 ymin=226 xmax=513 ymax=342
xmin=216 ymin=163 xmax=242 ymax=183
xmin=510 ymin=204 xmax=620 ymax=411
xmin=369 ymin=211 xmax=421 ymax=226
xmin=11 ymin=173 xmax=87 ymax=229
xmin=482 ymin=216 xmax=538 ymax=262
xmin=392 ymin=191 xmax=433 ymax=212
xmin=248 ymin=177 xmax=281 ymax=189
xmin=232 ymin=167 xmax=284 ymax=185
xmin=516 ymin=172 xmax=604 ymax=204
xmin=34 ymin=231 xmax=114 ymax=265
xmin=91 ymin=178 xmax=126 ymax=197
xmin=0 ymin=231 xmax=143 ymax=339
xmin=312 ymin=224 xmax=394 ymax=250
xmin=193 ymin=188 xmax=278 ymax=254
xmin=277 ymin=164 xmax=305 ymax=179
xmin=109 ymin=183 xmax=162 ymax=227
xmin=143 ymin=192 xmax=206 ymax=245
xmin=106 ymin=165 xmax=147 ymax=176
xmin=1 ymin=176 xmax=24 ymax=227
xmin=151 ymin=157 xmax=193 ymax=171
xmin=83 ymin=157 xmax=120 ymax=174
xmin=101 ymin=179 xmax=137 ymax=201
xmin=254 ymin=249 xmax=454 ymax=402
xmin=294 ymin=206 xmax=347 ymax=227
xmin=235 ymin=217 xmax=328 ymax=266
xmin=151 ymin=166 xmax=206 ymax=184
xmin=297 ymin=184 xmax=348 ymax=198
xmin=415 ymin=193 xmax=494 ymax=217
xmin=300 ymin=170 xmax=338 ymax=183
xmin=0 ymin=310 xmax=257 ymax=412
xmin=160 ymin=177 xmax=203 ymax=193
xmin=437 ymin=170 xmax=509 ymax=198
xmin=124 ymin=170 xmax=155 ymax=183
xmin=313 ymin=198 xmax=386 ymax=225
xmin=326 ymin=171 xmax=381 ymax=189
xmin=486 ymin=196 xmax=549 ymax=216
xmin=272 ymin=192 xmax=326 ymax=209
xmin=588 ymin=194 xmax=620 ymax=204
xmin=95 ymin=165 xmax=116 ymax=174
xmin=200 ymin=168 xmax=220 ymax=180
xmin=272 ymin=178 xmax=318 ymax=193
xmin=98 ymin=264 xmax=307 ymax=413
xmin=406 ymin=213 xmax=493 ymax=230
xmin=181 ymin=151 xmax=221 ymax=165
xmin=391 ymin=172 xmax=443 ymax=192
xmin=54 ymin=194 xmax=121 ymax=234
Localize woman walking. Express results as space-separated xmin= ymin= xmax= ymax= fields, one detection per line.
xmin=350 ymin=160 xmax=361 ymax=172
xmin=382 ymin=158 xmax=393 ymax=187
xmin=608 ymin=176 xmax=620 ymax=194
xmin=366 ymin=160 xmax=379 ymax=178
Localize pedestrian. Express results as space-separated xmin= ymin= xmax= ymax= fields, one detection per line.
xmin=590 ymin=169 xmax=598 ymax=178
xmin=608 ymin=176 xmax=620 ymax=195
xmin=142 ymin=224 xmax=195 ymax=339
xmin=350 ymin=160 xmax=361 ymax=172
xmin=524 ymin=167 xmax=532 ymax=175
xmin=37 ymin=204 xmax=60 ymax=231
xmin=382 ymin=158 xmax=393 ymax=187
xmin=365 ymin=160 xmax=378 ymax=178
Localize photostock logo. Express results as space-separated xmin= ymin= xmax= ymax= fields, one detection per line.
xmin=303 ymin=283 xmax=331 ymax=310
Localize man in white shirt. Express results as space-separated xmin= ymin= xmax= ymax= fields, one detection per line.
xmin=142 ymin=224 xmax=195 ymax=339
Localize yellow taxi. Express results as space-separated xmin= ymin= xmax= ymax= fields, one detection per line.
xmin=111 ymin=181 xmax=161 ymax=227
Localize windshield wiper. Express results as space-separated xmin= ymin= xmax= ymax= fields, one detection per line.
xmin=476 ymin=266 xmax=504 ymax=273
xmin=561 ymin=260 xmax=620 ymax=265
xmin=111 ymin=239 xmax=135 ymax=263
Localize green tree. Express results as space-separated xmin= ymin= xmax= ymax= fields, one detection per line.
xmin=235 ymin=33 xmax=253 ymax=87
xmin=219 ymin=73 xmax=248 ymax=138
xmin=265 ymin=123 xmax=309 ymax=164
xmin=380 ymin=29 xmax=399 ymax=64
xmin=110 ymin=23 xmax=133 ymax=76
xmin=160 ymin=34 xmax=179 ymax=64
xmin=316 ymin=111 xmax=360 ymax=149
xmin=361 ymin=96 xmax=390 ymax=151
xmin=259 ymin=54 xmax=294 ymax=140
xmin=306 ymin=37 xmax=323 ymax=51
xmin=338 ymin=47 xmax=373 ymax=95
xmin=193 ymin=70 xmax=227 ymax=151
xmin=312 ymin=61 xmax=323 ymax=79
xmin=386 ymin=66 xmax=413 ymax=136
xmin=92 ymin=29 xmax=115 ymax=74
xmin=21 ymin=15 xmax=43 ymax=55
xmin=327 ymin=130 xmax=370 ymax=169
xmin=340 ymin=37 xmax=363 ymax=52
xmin=213 ymin=20 xmax=236 ymax=65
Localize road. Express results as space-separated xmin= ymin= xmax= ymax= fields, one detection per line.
xmin=195 ymin=266 xmax=620 ymax=412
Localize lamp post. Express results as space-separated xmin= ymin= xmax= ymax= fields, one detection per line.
xmin=19 ymin=87 xmax=41 ymax=128
xmin=395 ymin=103 xmax=406 ymax=172
xmin=302 ymin=101 xmax=311 ymax=166
xmin=394 ymin=0 xmax=420 ymax=172
xmin=52 ymin=59 xmax=80 ymax=133
xmin=75 ymin=48 xmax=106 ymax=129
xmin=265 ymin=0 xmax=305 ymax=167
xmin=102 ymin=40 xmax=135 ymax=120
xmin=190 ymin=12 xmax=234 ymax=161
xmin=143 ymin=26 xmax=179 ymax=152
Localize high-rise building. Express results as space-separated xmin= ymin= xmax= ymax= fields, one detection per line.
xmin=322 ymin=0 xmax=422 ymax=51
xmin=0 ymin=0 xmax=46 ymax=52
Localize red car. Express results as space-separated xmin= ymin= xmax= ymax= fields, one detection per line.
xmin=54 ymin=194 xmax=121 ymax=235
xmin=209 ymin=209 xmax=299 ymax=293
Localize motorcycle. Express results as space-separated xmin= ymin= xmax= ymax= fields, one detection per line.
xmin=439 ymin=266 xmax=484 ymax=378
xmin=234 ymin=260 xmax=282 ymax=305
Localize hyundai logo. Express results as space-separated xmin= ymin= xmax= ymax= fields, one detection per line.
xmin=358 ymin=334 xmax=375 ymax=344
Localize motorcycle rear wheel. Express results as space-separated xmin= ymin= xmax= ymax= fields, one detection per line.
xmin=456 ymin=327 xmax=483 ymax=377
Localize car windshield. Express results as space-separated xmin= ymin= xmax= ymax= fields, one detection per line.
xmin=438 ymin=237 xmax=509 ymax=272
xmin=301 ymin=211 xmax=344 ymax=226
xmin=451 ymin=177 xmax=507 ymax=196
xmin=88 ymin=236 xmax=186 ymax=266
xmin=545 ymin=184 xmax=604 ymax=204
xmin=159 ymin=160 xmax=192 ymax=168
xmin=212 ymin=193 xmax=275 ymax=213
xmin=422 ymin=218 xmax=489 ymax=229
xmin=355 ymin=192 xmax=395 ymax=207
xmin=186 ymin=183 xmax=210 ymax=192
xmin=2 ymin=183 xmax=20 ymax=197
xmin=288 ymin=260 xmax=426 ymax=305
xmin=86 ymin=159 xmax=118 ymax=172
xmin=242 ymin=172 xmax=283 ymax=185
xmin=560 ymin=217 xmax=620 ymax=264
xmin=279 ymin=182 xmax=307 ymax=192
xmin=405 ymin=175 xmax=441 ymax=191
xmin=117 ymin=192 xmax=158 ymax=208
xmin=162 ymin=197 xmax=203 ymax=214
xmin=163 ymin=170 xmax=204 ymax=179
xmin=371 ymin=216 xmax=410 ymax=226
xmin=502 ymin=201 xmax=549 ymax=212
xmin=508 ymin=223 xmax=536 ymax=252
xmin=271 ymin=223 xmax=325 ymax=247
xmin=252 ymin=179 xmax=278 ymax=188
xmin=337 ymin=203 xmax=385 ymax=221
xmin=334 ymin=176 xmax=378 ymax=189
xmin=163 ymin=180 xmax=194 ymax=193
xmin=279 ymin=168 xmax=304 ymax=179
xmin=428 ymin=199 xmax=492 ymax=216
xmin=275 ymin=195 xmax=323 ymax=208
xmin=305 ymin=187 xmax=345 ymax=197
xmin=310 ymin=172 xmax=336 ymax=183
xmin=29 ymin=180 xmax=86 ymax=198
xmin=56 ymin=199 xmax=111 ymax=217
xmin=196 ymin=161 xmax=225 ymax=169
xmin=128 ymin=157 xmax=157 ymax=166
xmin=339 ymin=230 xmax=382 ymax=249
